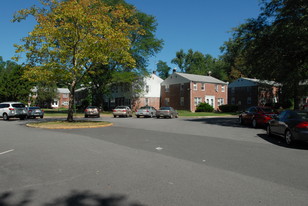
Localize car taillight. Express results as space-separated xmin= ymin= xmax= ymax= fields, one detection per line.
xmin=41 ymin=110 xmax=44 ymax=112
xmin=123 ymin=110 xmax=126 ymax=112
xmin=9 ymin=108 xmax=15 ymax=111
xmin=146 ymin=110 xmax=149 ymax=112
xmin=113 ymin=110 xmax=116 ymax=112
xmin=28 ymin=110 xmax=32 ymax=113
xmin=85 ymin=109 xmax=88 ymax=112
xmin=296 ymin=122 xmax=308 ymax=129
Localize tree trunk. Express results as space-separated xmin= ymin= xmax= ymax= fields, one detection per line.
xmin=67 ymin=82 xmax=76 ymax=122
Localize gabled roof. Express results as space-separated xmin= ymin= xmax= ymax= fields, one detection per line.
xmin=162 ymin=72 xmax=228 ymax=85
xmin=177 ymin=73 xmax=227 ymax=84
xmin=57 ymin=88 xmax=70 ymax=93
xmin=228 ymin=77 xmax=281 ymax=88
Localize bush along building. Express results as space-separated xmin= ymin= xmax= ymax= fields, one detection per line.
xmin=161 ymin=70 xmax=228 ymax=112
xmin=228 ymin=77 xmax=281 ymax=111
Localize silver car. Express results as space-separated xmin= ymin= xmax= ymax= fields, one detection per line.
xmin=156 ymin=107 xmax=178 ymax=119
xmin=136 ymin=106 xmax=157 ymax=118
xmin=113 ymin=106 xmax=132 ymax=118
xmin=0 ymin=102 xmax=27 ymax=120
xmin=26 ymin=106 xmax=44 ymax=119
xmin=84 ymin=106 xmax=100 ymax=118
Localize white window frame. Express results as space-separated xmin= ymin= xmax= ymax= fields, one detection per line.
xmin=193 ymin=83 xmax=197 ymax=91
xmin=165 ymin=98 xmax=170 ymax=106
xmin=165 ymin=85 xmax=169 ymax=92
xmin=201 ymin=83 xmax=205 ymax=91
xmin=221 ymin=86 xmax=225 ymax=92
xmin=194 ymin=97 xmax=202 ymax=106
xmin=215 ymin=85 xmax=219 ymax=92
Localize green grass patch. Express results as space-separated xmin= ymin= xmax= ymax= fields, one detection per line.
xmin=178 ymin=110 xmax=237 ymax=117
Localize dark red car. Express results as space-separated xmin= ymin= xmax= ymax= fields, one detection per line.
xmin=239 ymin=106 xmax=276 ymax=128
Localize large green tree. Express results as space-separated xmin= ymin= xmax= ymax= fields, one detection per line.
xmin=13 ymin=0 xmax=143 ymax=121
xmin=84 ymin=0 xmax=164 ymax=109
xmin=0 ymin=57 xmax=32 ymax=103
xmin=222 ymin=0 xmax=308 ymax=109
xmin=171 ymin=49 xmax=228 ymax=81
xmin=156 ymin=60 xmax=171 ymax=79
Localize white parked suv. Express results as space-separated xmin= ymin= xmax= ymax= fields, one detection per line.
xmin=0 ymin=102 xmax=27 ymax=120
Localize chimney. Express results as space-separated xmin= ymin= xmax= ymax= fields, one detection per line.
xmin=153 ymin=71 xmax=156 ymax=75
xmin=173 ymin=68 xmax=176 ymax=73
xmin=208 ymin=71 xmax=212 ymax=76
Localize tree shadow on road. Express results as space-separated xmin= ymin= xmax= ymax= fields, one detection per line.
xmin=184 ymin=117 xmax=246 ymax=128
xmin=257 ymin=133 xmax=308 ymax=150
xmin=0 ymin=190 xmax=145 ymax=206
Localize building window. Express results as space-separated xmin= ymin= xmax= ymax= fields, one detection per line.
xmin=215 ymin=85 xmax=219 ymax=92
xmin=145 ymin=98 xmax=149 ymax=105
xmin=193 ymin=83 xmax=197 ymax=90
xmin=221 ymin=86 xmax=225 ymax=92
xmin=194 ymin=97 xmax=202 ymax=106
xmin=231 ymin=97 xmax=235 ymax=105
xmin=218 ymin=98 xmax=224 ymax=106
xmin=231 ymin=87 xmax=235 ymax=94
xmin=165 ymin=85 xmax=169 ymax=92
xmin=180 ymin=83 xmax=184 ymax=91
xmin=145 ymin=85 xmax=150 ymax=93
xmin=165 ymin=98 xmax=170 ymax=106
xmin=180 ymin=97 xmax=184 ymax=106
xmin=62 ymin=93 xmax=69 ymax=98
xmin=201 ymin=83 xmax=205 ymax=91
xmin=247 ymin=97 xmax=252 ymax=105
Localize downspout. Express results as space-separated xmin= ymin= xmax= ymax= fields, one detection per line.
xmin=190 ymin=81 xmax=193 ymax=112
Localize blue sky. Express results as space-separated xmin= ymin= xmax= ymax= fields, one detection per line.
xmin=0 ymin=0 xmax=261 ymax=72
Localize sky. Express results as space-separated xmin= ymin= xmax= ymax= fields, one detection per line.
xmin=0 ymin=0 xmax=262 ymax=72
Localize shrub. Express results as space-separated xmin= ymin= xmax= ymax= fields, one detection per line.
xmin=196 ymin=103 xmax=214 ymax=112
xmin=218 ymin=104 xmax=238 ymax=112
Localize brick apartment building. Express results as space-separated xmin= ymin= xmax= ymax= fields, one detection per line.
xmin=161 ymin=72 xmax=228 ymax=111
xmin=228 ymin=77 xmax=281 ymax=111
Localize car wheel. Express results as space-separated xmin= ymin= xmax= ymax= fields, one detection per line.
xmin=285 ymin=130 xmax=294 ymax=146
xmin=40 ymin=116 xmax=44 ymax=119
xmin=266 ymin=125 xmax=272 ymax=137
xmin=20 ymin=117 xmax=25 ymax=120
xmin=156 ymin=116 xmax=160 ymax=119
xmin=170 ymin=114 xmax=174 ymax=119
xmin=252 ymin=119 xmax=257 ymax=128
xmin=3 ymin=113 xmax=9 ymax=121
xmin=85 ymin=115 xmax=88 ymax=118
xmin=113 ymin=115 xmax=116 ymax=118
xmin=97 ymin=114 xmax=100 ymax=118
xmin=137 ymin=115 xmax=140 ymax=118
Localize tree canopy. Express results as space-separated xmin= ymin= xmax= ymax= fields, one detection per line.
xmin=171 ymin=49 xmax=228 ymax=81
xmin=0 ymin=57 xmax=32 ymax=103
xmin=221 ymin=0 xmax=308 ymax=108
xmin=13 ymin=0 xmax=145 ymax=121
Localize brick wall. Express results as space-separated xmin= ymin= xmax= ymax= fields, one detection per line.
xmin=161 ymin=82 xmax=228 ymax=111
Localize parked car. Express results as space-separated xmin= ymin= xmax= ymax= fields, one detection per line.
xmin=136 ymin=106 xmax=157 ymax=118
xmin=113 ymin=106 xmax=132 ymax=118
xmin=267 ymin=110 xmax=308 ymax=145
xmin=0 ymin=102 xmax=27 ymax=120
xmin=156 ymin=107 xmax=178 ymax=118
xmin=239 ymin=106 xmax=276 ymax=128
xmin=84 ymin=106 xmax=100 ymax=118
xmin=26 ymin=106 xmax=44 ymax=119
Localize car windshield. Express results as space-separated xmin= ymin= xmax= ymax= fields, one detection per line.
xmin=140 ymin=107 xmax=150 ymax=109
xmin=159 ymin=107 xmax=171 ymax=110
xmin=12 ymin=104 xmax=25 ymax=108
xmin=29 ymin=107 xmax=40 ymax=109
xmin=116 ymin=106 xmax=127 ymax=109
xmin=87 ymin=106 xmax=97 ymax=109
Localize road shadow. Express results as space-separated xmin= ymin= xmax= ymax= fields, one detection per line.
xmin=257 ymin=133 xmax=308 ymax=150
xmin=184 ymin=117 xmax=247 ymax=128
xmin=0 ymin=190 xmax=145 ymax=206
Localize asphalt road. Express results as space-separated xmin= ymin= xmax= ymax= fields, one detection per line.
xmin=1 ymin=116 xmax=308 ymax=206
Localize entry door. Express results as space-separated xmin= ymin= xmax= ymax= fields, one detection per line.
xmin=205 ymin=96 xmax=215 ymax=108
